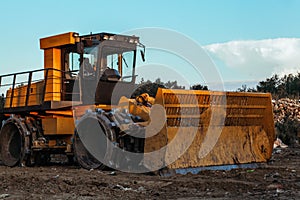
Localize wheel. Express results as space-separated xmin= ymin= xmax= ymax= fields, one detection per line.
xmin=73 ymin=130 xmax=104 ymax=170
xmin=0 ymin=119 xmax=25 ymax=167
xmin=73 ymin=111 xmax=115 ymax=170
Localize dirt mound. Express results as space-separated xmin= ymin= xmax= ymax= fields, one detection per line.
xmin=273 ymin=98 xmax=300 ymax=145
xmin=273 ymin=98 xmax=300 ymax=123
xmin=0 ymin=145 xmax=299 ymax=199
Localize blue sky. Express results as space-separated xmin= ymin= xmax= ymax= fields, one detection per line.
xmin=1 ymin=0 xmax=300 ymax=90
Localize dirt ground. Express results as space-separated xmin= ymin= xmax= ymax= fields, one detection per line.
xmin=0 ymin=146 xmax=299 ymax=200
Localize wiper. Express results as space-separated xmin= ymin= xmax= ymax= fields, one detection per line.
xmin=122 ymin=57 xmax=129 ymax=68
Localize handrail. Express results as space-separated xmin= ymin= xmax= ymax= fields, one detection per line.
xmin=0 ymin=68 xmax=78 ymax=79
xmin=25 ymin=72 xmax=32 ymax=107
xmin=0 ymin=68 xmax=80 ymax=108
xmin=41 ymin=68 xmax=49 ymax=103
xmin=9 ymin=74 xmax=16 ymax=108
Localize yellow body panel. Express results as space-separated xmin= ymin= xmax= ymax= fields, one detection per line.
xmin=165 ymin=126 xmax=271 ymax=169
xmin=144 ymin=88 xmax=275 ymax=170
xmin=4 ymin=81 xmax=44 ymax=108
xmin=40 ymin=32 xmax=78 ymax=102
xmin=42 ymin=117 xmax=75 ymax=135
xmin=40 ymin=32 xmax=76 ymax=49
xmin=4 ymin=32 xmax=77 ymax=107
xmin=43 ymin=48 xmax=62 ymax=101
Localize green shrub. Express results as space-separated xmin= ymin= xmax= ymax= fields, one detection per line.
xmin=275 ymin=115 xmax=300 ymax=146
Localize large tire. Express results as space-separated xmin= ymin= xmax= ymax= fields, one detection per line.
xmin=0 ymin=118 xmax=26 ymax=167
xmin=73 ymin=130 xmax=104 ymax=170
xmin=73 ymin=111 xmax=116 ymax=170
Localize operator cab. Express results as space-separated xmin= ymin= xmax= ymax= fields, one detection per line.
xmin=61 ymin=32 xmax=145 ymax=105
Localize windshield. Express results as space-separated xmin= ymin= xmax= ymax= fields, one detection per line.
xmin=100 ymin=46 xmax=135 ymax=82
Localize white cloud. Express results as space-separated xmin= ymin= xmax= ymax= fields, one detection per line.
xmin=204 ymin=38 xmax=300 ymax=79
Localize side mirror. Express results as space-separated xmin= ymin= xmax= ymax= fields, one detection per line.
xmin=140 ymin=50 xmax=145 ymax=62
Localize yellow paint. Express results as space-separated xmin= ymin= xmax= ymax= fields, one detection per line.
xmin=4 ymin=32 xmax=80 ymax=108
xmin=144 ymin=88 xmax=275 ymax=170
xmin=43 ymin=48 xmax=62 ymax=101
xmin=40 ymin=32 xmax=77 ymax=49
xmin=42 ymin=117 xmax=75 ymax=135
xmin=39 ymin=32 xmax=78 ymax=102
xmin=45 ymin=110 xmax=73 ymax=116
xmin=4 ymin=81 xmax=44 ymax=108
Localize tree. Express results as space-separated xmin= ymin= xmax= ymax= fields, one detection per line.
xmin=255 ymin=72 xmax=300 ymax=99
xmin=132 ymin=82 xmax=165 ymax=98
xmin=164 ymin=80 xmax=185 ymax=89
xmin=190 ymin=84 xmax=208 ymax=90
xmin=275 ymin=115 xmax=300 ymax=145
xmin=133 ymin=78 xmax=186 ymax=98
xmin=237 ymin=84 xmax=257 ymax=92
xmin=256 ymin=74 xmax=279 ymax=94
xmin=237 ymin=84 xmax=248 ymax=92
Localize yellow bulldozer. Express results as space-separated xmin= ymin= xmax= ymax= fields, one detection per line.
xmin=0 ymin=32 xmax=275 ymax=174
